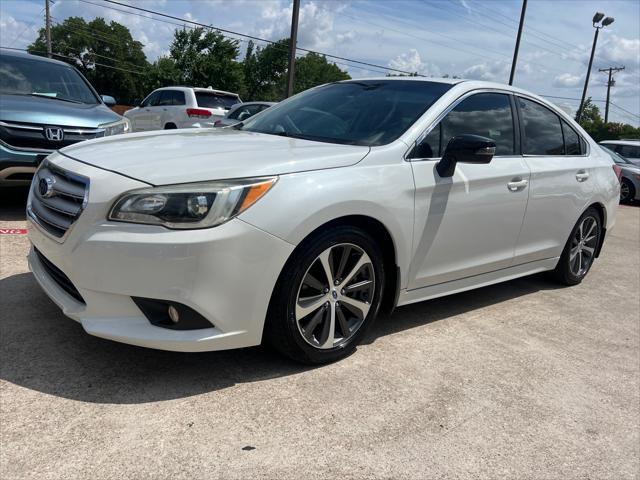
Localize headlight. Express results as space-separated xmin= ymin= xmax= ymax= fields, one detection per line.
xmin=100 ymin=117 xmax=131 ymax=136
xmin=109 ymin=177 xmax=277 ymax=229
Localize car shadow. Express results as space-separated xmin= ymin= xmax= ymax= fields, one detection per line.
xmin=0 ymin=186 xmax=29 ymax=222
xmin=0 ymin=270 xmax=563 ymax=404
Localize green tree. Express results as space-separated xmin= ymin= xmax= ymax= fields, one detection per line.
xmin=169 ymin=27 xmax=243 ymax=92
xmin=28 ymin=17 xmax=149 ymax=103
xmin=144 ymin=56 xmax=182 ymax=95
xmin=292 ymin=52 xmax=350 ymax=95
xmin=576 ymin=98 xmax=640 ymax=141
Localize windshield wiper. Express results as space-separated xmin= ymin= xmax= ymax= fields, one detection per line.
xmin=29 ymin=93 xmax=84 ymax=104
xmin=274 ymin=131 xmax=354 ymax=145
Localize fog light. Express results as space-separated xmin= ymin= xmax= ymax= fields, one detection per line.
xmin=168 ymin=305 xmax=180 ymax=323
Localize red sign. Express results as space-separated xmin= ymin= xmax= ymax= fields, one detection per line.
xmin=0 ymin=229 xmax=28 ymax=235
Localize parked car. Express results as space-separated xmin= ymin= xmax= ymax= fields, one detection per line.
xmin=214 ymin=101 xmax=276 ymax=127
xmin=27 ymin=78 xmax=620 ymax=364
xmin=124 ymin=86 xmax=241 ymax=132
xmin=601 ymin=145 xmax=640 ymax=203
xmin=0 ymin=48 xmax=129 ymax=186
xmin=599 ymin=140 xmax=640 ymax=165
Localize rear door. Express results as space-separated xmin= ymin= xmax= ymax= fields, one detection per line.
xmin=513 ymin=96 xmax=594 ymax=264
xmin=408 ymin=91 xmax=531 ymax=289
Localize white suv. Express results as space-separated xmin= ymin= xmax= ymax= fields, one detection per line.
xmin=124 ymin=86 xmax=241 ymax=131
xmin=27 ymin=78 xmax=620 ymax=364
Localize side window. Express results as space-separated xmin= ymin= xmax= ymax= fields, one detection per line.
xmin=619 ymin=145 xmax=640 ymax=158
xmin=157 ymin=90 xmax=173 ymax=106
xmin=411 ymin=93 xmax=515 ymax=158
xmin=140 ymin=91 xmax=158 ymax=107
xmin=149 ymin=91 xmax=162 ymax=107
xmin=441 ymin=93 xmax=515 ymax=156
xmin=518 ymin=97 xmax=564 ymax=155
xmin=562 ymin=120 xmax=582 ymax=155
xmin=173 ymin=90 xmax=186 ymax=106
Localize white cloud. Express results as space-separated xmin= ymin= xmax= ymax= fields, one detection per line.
xmin=0 ymin=14 xmax=39 ymax=49
xmin=388 ymin=49 xmax=441 ymax=76
xmin=462 ymin=60 xmax=510 ymax=82
xmin=553 ymin=72 xmax=583 ymax=88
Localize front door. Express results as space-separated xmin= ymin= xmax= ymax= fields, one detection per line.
xmin=408 ymin=92 xmax=530 ymax=289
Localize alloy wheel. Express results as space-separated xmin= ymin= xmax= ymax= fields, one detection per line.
xmin=295 ymin=243 xmax=375 ymax=349
xmin=620 ymin=182 xmax=630 ymax=202
xmin=569 ymin=215 xmax=598 ymax=277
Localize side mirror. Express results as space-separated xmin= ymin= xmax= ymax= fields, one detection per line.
xmin=436 ymin=134 xmax=496 ymax=177
xmin=101 ymin=95 xmax=116 ymax=106
xmin=133 ymin=99 xmax=141 ymax=107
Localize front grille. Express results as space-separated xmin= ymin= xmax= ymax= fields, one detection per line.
xmin=34 ymin=247 xmax=85 ymax=304
xmin=28 ymin=162 xmax=89 ymax=239
xmin=0 ymin=121 xmax=104 ymax=151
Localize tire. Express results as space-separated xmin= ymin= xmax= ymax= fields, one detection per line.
xmin=620 ymin=178 xmax=635 ymax=204
xmin=164 ymin=123 xmax=177 ymax=130
xmin=552 ymin=207 xmax=602 ymax=286
xmin=265 ymin=226 xmax=385 ymax=364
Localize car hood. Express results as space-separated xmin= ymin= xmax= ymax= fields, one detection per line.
xmin=59 ymin=128 xmax=371 ymax=185
xmin=0 ymin=94 xmax=120 ymax=127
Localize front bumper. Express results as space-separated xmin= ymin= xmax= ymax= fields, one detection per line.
xmin=28 ymin=154 xmax=295 ymax=352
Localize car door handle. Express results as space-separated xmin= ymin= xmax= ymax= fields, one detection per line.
xmin=576 ymin=170 xmax=590 ymax=182
xmin=507 ymin=178 xmax=528 ymax=192
xmin=163 ymin=108 xmax=168 ymax=111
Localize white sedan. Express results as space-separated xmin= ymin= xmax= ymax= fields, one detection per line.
xmin=27 ymin=78 xmax=620 ymax=364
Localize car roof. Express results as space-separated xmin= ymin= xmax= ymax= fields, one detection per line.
xmin=235 ymin=101 xmax=277 ymax=106
xmin=0 ymin=48 xmax=75 ymax=68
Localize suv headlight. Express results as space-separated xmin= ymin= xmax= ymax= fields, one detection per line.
xmin=109 ymin=177 xmax=277 ymax=229
xmin=100 ymin=117 xmax=131 ymax=136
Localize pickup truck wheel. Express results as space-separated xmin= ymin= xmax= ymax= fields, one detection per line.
xmin=266 ymin=226 xmax=385 ymax=364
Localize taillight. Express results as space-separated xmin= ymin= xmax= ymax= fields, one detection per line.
xmin=612 ymin=164 xmax=622 ymax=180
xmin=186 ymin=108 xmax=212 ymax=119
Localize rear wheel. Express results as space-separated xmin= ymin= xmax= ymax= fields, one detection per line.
xmin=265 ymin=226 xmax=385 ymax=364
xmin=620 ymin=178 xmax=635 ymax=204
xmin=164 ymin=123 xmax=177 ymax=130
xmin=552 ymin=207 xmax=601 ymax=286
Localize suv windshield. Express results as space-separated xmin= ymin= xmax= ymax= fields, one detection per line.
xmin=240 ymin=80 xmax=453 ymax=146
xmin=195 ymin=92 xmax=240 ymax=109
xmin=0 ymin=54 xmax=99 ymax=105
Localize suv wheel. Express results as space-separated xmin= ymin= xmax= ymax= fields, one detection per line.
xmin=266 ymin=226 xmax=385 ymax=364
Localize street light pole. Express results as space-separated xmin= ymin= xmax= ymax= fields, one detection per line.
xmin=576 ymin=13 xmax=614 ymax=122
xmin=285 ymin=0 xmax=300 ymax=99
xmin=509 ymin=0 xmax=527 ymax=86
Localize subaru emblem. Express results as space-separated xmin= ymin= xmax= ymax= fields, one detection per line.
xmin=39 ymin=176 xmax=56 ymax=198
xmin=44 ymin=126 xmax=64 ymax=142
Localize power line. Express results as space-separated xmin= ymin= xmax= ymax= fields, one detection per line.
xmin=0 ymin=46 xmax=146 ymax=75
xmin=98 ymin=0 xmax=415 ymax=75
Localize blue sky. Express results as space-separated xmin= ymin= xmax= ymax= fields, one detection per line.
xmin=1 ymin=0 xmax=639 ymax=125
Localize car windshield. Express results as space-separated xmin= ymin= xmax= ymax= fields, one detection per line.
xmin=239 ymin=80 xmax=453 ymax=146
xmin=0 ymin=54 xmax=99 ymax=104
xmin=195 ymin=92 xmax=240 ymax=109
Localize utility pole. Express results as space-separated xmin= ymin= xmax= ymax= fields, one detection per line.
xmin=45 ymin=0 xmax=52 ymax=58
xmin=285 ymin=0 xmax=300 ymax=98
xmin=509 ymin=0 xmax=527 ymax=86
xmin=599 ymin=66 xmax=625 ymax=123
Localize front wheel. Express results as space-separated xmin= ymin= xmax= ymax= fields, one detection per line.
xmin=552 ymin=207 xmax=602 ymax=286
xmin=265 ymin=226 xmax=385 ymax=364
